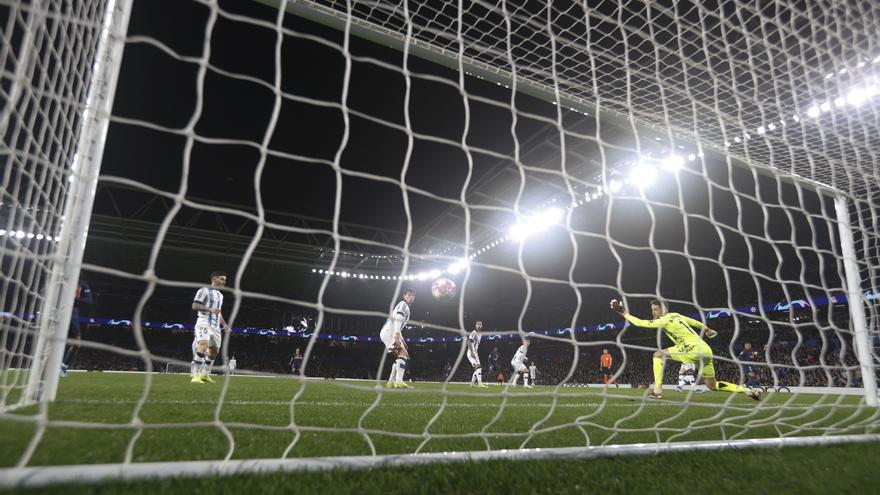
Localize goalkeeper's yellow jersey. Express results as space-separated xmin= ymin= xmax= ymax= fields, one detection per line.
xmin=622 ymin=312 xmax=707 ymax=347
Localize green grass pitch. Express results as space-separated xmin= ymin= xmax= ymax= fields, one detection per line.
xmin=1 ymin=373 xmax=878 ymax=493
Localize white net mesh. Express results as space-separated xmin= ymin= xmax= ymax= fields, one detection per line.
xmin=1 ymin=0 xmax=880 ymax=486
xmin=0 ymin=0 xmax=112 ymax=409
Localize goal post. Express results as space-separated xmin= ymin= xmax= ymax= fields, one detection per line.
xmin=835 ymin=194 xmax=878 ymax=406
xmin=11 ymin=0 xmax=133 ymax=406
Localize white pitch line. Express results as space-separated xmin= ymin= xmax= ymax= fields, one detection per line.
xmin=46 ymin=398 xmax=829 ymax=410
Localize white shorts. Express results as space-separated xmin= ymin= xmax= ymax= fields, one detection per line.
xmin=194 ymin=323 xmax=221 ymax=349
xmin=380 ymin=326 xmax=398 ymax=351
xmin=511 ymin=360 xmax=527 ymax=373
xmin=467 ymin=352 xmax=480 ymax=368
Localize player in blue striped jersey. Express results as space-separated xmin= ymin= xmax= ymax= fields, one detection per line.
xmin=190 ymin=271 xmax=230 ymax=383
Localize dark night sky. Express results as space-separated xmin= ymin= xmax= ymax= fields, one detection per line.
xmin=83 ymin=0 xmax=847 ymax=334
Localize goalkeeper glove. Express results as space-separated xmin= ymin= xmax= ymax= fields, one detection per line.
xmin=705 ymin=328 xmax=718 ymax=339
xmin=610 ymin=298 xmax=625 ymax=315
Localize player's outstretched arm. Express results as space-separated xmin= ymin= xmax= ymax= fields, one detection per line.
xmin=610 ymin=299 xmax=660 ymax=328
xmin=680 ymin=315 xmax=717 ymax=338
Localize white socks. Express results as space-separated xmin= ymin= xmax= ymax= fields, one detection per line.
xmin=472 ymin=369 xmax=483 ymax=385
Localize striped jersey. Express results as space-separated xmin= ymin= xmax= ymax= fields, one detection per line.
xmin=193 ymin=286 xmax=223 ymax=328
xmin=467 ymin=330 xmax=481 ymax=354
xmin=385 ymin=300 xmax=410 ymax=333
xmin=512 ymin=344 xmax=528 ymax=365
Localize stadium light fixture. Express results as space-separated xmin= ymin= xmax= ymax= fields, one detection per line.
xmin=846 ymin=87 xmax=868 ymax=106
xmin=447 ymin=259 xmax=469 ymax=274
xmin=509 ymin=207 xmax=563 ymax=241
xmin=767 ymin=123 xmax=776 ymax=131
xmin=819 ymin=101 xmax=831 ymax=112
xmin=833 ymin=96 xmax=845 ymax=108
xmin=687 ymin=153 xmax=696 ymax=161
xmin=629 ymin=163 xmax=657 ymax=189
xmin=806 ymin=105 xmax=821 ymax=118
xmin=609 ymin=179 xmax=623 ymax=193
xmin=661 ymin=155 xmax=684 ymax=171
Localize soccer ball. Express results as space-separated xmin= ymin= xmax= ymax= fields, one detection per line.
xmin=431 ymin=278 xmax=457 ymax=301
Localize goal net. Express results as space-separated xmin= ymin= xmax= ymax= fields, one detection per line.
xmin=2 ymin=0 xmax=880 ymax=487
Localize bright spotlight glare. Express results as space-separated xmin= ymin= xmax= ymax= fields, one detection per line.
xmin=819 ymin=101 xmax=832 ymax=112
xmin=629 ymin=164 xmax=657 ymax=189
xmin=447 ymin=259 xmax=469 ymax=274
xmin=661 ymin=155 xmax=684 ymax=171
xmin=847 ymin=87 xmax=868 ymax=106
xmin=767 ymin=123 xmax=776 ymax=131
xmin=806 ymin=105 xmax=821 ymax=118
xmin=609 ymin=180 xmax=623 ymax=193
xmin=687 ymin=153 xmax=696 ymax=161
xmin=508 ymin=208 xmax=563 ymax=242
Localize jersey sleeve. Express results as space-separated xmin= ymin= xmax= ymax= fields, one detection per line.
xmin=678 ymin=314 xmax=707 ymax=330
xmin=193 ymin=288 xmax=207 ymax=305
xmin=622 ymin=313 xmax=662 ymax=328
xmin=390 ymin=302 xmax=406 ymax=333
xmin=77 ymin=280 xmax=94 ymax=305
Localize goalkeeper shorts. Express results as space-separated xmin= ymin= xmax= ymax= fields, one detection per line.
xmin=665 ymin=342 xmax=715 ymax=379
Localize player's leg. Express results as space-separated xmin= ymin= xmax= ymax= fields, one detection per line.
xmin=393 ymin=344 xmax=411 ymax=387
xmin=698 ymin=349 xmax=761 ymax=400
xmin=675 ymin=366 xmax=686 ymax=392
xmin=201 ymin=329 xmax=221 ymax=382
xmin=61 ymin=320 xmax=82 ymax=377
xmin=379 ymin=327 xmax=398 ymax=387
xmin=469 ymin=354 xmax=485 ymax=387
xmin=191 ymin=337 xmax=209 ymax=383
xmin=649 ymin=350 xmax=667 ymax=396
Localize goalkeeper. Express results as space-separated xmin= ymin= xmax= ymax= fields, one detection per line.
xmin=610 ymin=298 xmax=761 ymax=401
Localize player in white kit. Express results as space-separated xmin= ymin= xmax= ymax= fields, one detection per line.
xmin=468 ymin=320 xmax=488 ymax=388
xmin=190 ymin=271 xmax=231 ymax=384
xmin=675 ymin=362 xmax=704 ymax=393
xmin=509 ymin=333 xmax=534 ymax=388
xmin=380 ymin=289 xmax=415 ymax=388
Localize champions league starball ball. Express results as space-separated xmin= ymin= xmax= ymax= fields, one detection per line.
xmin=431 ymin=278 xmax=457 ymax=301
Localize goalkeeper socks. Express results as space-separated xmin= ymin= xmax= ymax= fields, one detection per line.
xmin=715 ymin=381 xmax=748 ymax=394
xmin=652 ymin=358 xmax=664 ymax=392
